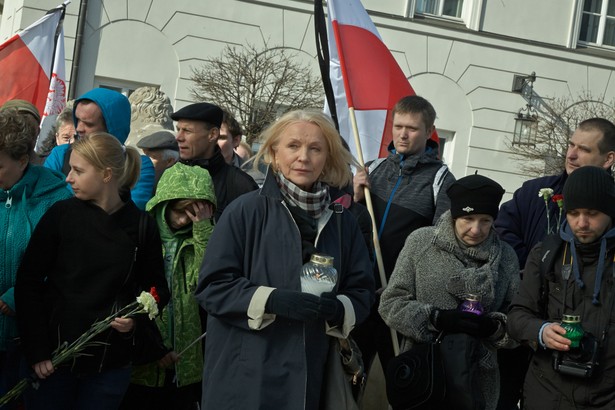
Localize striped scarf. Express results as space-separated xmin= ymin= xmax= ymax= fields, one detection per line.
xmin=275 ymin=172 xmax=330 ymax=218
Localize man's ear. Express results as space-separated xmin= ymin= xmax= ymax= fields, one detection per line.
xmin=232 ymin=135 xmax=241 ymax=149
xmin=208 ymin=127 xmax=220 ymax=143
xmin=603 ymin=151 xmax=615 ymax=169
xmin=18 ymin=155 xmax=29 ymax=171
xmin=425 ymin=125 xmax=435 ymax=140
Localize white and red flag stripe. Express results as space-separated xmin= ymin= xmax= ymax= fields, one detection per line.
xmin=325 ymin=0 xmax=437 ymax=161
xmin=0 ymin=4 xmax=67 ymax=117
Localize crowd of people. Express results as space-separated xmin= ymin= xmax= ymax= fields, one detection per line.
xmin=1 ymin=87 xmax=615 ymax=410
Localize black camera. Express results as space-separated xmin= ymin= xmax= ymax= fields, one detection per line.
xmin=552 ymin=332 xmax=600 ymax=378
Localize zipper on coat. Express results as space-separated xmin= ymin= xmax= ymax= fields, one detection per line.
xmin=4 ymin=194 xmax=12 ymax=208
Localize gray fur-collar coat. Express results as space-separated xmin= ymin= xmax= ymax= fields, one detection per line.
xmin=379 ymin=211 xmax=520 ymax=409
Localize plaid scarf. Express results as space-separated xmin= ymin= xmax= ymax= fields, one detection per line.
xmin=275 ymin=172 xmax=330 ymax=218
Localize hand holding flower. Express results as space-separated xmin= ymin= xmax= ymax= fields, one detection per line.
xmin=0 ymin=288 xmax=161 ymax=406
xmin=33 ymin=360 xmax=54 ymax=380
xmin=158 ymin=351 xmax=180 ymax=368
xmin=110 ymin=317 xmax=134 ymax=333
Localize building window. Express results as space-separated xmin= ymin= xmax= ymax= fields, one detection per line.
xmin=95 ymin=77 xmax=157 ymax=98
xmin=415 ymin=0 xmax=464 ymax=18
xmin=579 ymin=0 xmax=615 ymax=47
xmin=436 ymin=129 xmax=455 ymax=164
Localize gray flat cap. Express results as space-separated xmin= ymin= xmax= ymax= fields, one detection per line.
xmin=137 ymin=130 xmax=178 ymax=151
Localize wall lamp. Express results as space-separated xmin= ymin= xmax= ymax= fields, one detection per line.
xmin=511 ymin=72 xmax=538 ymax=145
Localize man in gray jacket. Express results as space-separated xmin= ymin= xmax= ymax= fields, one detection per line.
xmin=352 ymin=95 xmax=455 ymax=375
xmin=508 ymin=166 xmax=615 ymax=409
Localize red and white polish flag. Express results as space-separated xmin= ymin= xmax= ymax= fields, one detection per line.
xmin=326 ymin=0 xmax=436 ymax=161
xmin=0 ymin=6 xmax=66 ymax=119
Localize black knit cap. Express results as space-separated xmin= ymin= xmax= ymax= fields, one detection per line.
xmin=447 ymin=174 xmax=505 ymax=219
xmin=563 ymin=166 xmax=615 ymax=219
xmin=171 ymin=102 xmax=223 ymax=128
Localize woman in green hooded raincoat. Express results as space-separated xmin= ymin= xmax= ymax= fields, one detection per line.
xmin=121 ymin=162 xmax=216 ymax=410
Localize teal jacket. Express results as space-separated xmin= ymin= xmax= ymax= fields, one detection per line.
xmin=0 ymin=165 xmax=72 ymax=351
xmin=132 ymin=163 xmax=216 ymax=387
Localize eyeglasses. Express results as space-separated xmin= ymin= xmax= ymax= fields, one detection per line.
xmin=57 ymin=133 xmax=75 ymax=144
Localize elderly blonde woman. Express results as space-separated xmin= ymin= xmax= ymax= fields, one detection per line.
xmin=195 ymin=109 xmax=374 ymax=410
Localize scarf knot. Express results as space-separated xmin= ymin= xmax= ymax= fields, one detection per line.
xmin=275 ymin=172 xmax=330 ymax=219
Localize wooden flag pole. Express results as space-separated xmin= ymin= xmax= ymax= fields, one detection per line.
xmin=348 ymin=107 xmax=400 ymax=356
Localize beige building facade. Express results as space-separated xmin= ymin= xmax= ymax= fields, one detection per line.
xmin=1 ymin=0 xmax=614 ymax=196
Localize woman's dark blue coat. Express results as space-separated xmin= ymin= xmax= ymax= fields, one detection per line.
xmin=195 ymin=170 xmax=374 ymax=410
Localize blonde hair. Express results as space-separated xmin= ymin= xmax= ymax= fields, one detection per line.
xmin=253 ymin=110 xmax=356 ymax=188
xmin=72 ymin=132 xmax=141 ymax=189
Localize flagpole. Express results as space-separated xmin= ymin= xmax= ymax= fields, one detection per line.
xmin=46 ymin=1 xmax=69 ymax=79
xmin=347 ymin=107 xmax=400 ymax=356
xmin=326 ymin=3 xmax=400 ymax=356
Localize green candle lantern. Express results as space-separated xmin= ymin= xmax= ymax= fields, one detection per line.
xmin=561 ymin=314 xmax=584 ymax=348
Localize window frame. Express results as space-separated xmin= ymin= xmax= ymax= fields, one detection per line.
xmin=414 ymin=0 xmax=465 ymax=20
xmin=578 ymin=0 xmax=615 ymax=48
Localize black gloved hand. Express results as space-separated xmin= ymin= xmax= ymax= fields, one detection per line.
xmin=473 ymin=315 xmax=500 ymax=338
xmin=430 ymin=309 xmax=499 ymax=338
xmin=266 ymin=289 xmax=322 ymax=321
xmin=320 ymin=292 xmax=344 ymax=326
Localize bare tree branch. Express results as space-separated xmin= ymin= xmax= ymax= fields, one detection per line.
xmin=508 ymin=91 xmax=615 ymax=177
xmin=190 ymin=43 xmax=324 ymax=144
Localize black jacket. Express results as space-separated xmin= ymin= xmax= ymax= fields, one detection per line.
xmin=16 ymin=198 xmax=170 ymax=373
xmin=508 ymin=229 xmax=615 ymax=409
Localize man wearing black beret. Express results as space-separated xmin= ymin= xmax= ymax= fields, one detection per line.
xmin=171 ymin=102 xmax=257 ymax=221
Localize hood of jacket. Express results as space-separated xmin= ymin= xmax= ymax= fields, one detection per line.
xmin=73 ymin=88 xmax=131 ymax=143
xmin=146 ymin=162 xmax=217 ymax=212
xmin=386 ymin=140 xmax=442 ymax=170
xmin=0 ymin=165 xmax=69 ymax=203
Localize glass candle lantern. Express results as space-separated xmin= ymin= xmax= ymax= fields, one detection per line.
xmin=458 ymin=294 xmax=484 ymax=316
xmin=561 ymin=314 xmax=584 ymax=348
xmin=300 ymin=254 xmax=337 ymax=296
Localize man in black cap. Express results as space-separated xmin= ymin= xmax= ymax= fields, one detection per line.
xmin=171 ymin=102 xmax=257 ymax=220
xmin=494 ymin=117 xmax=615 ymax=409
xmin=137 ymin=129 xmax=179 ymax=191
xmin=508 ymin=166 xmax=615 ymax=409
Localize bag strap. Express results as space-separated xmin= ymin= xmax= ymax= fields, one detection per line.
xmin=432 ymin=164 xmax=449 ymax=205
xmin=138 ymin=211 xmax=148 ymax=250
xmin=334 ymin=202 xmax=343 ymax=293
xmin=538 ymin=234 xmax=564 ymax=318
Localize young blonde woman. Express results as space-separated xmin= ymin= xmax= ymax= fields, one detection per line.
xmin=15 ymin=132 xmax=169 ymax=410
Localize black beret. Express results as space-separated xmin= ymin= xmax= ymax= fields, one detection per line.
xmin=447 ymin=174 xmax=505 ymax=219
xmin=170 ymin=102 xmax=223 ymax=128
xmin=137 ymin=130 xmax=178 ymax=151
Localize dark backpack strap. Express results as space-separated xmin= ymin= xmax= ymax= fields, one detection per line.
xmin=61 ymin=145 xmax=73 ymax=176
xmin=138 ymin=211 xmax=148 ymax=251
xmin=334 ymin=203 xmax=343 ymax=293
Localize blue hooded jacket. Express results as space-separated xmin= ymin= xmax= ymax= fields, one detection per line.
xmin=43 ymin=88 xmax=155 ymax=209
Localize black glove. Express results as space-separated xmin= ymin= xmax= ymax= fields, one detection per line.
xmin=430 ymin=309 xmax=499 ymax=338
xmin=266 ymin=289 xmax=322 ymax=321
xmin=320 ymin=292 xmax=344 ymax=326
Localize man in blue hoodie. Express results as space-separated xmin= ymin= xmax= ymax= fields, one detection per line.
xmin=44 ymin=88 xmax=155 ymax=209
